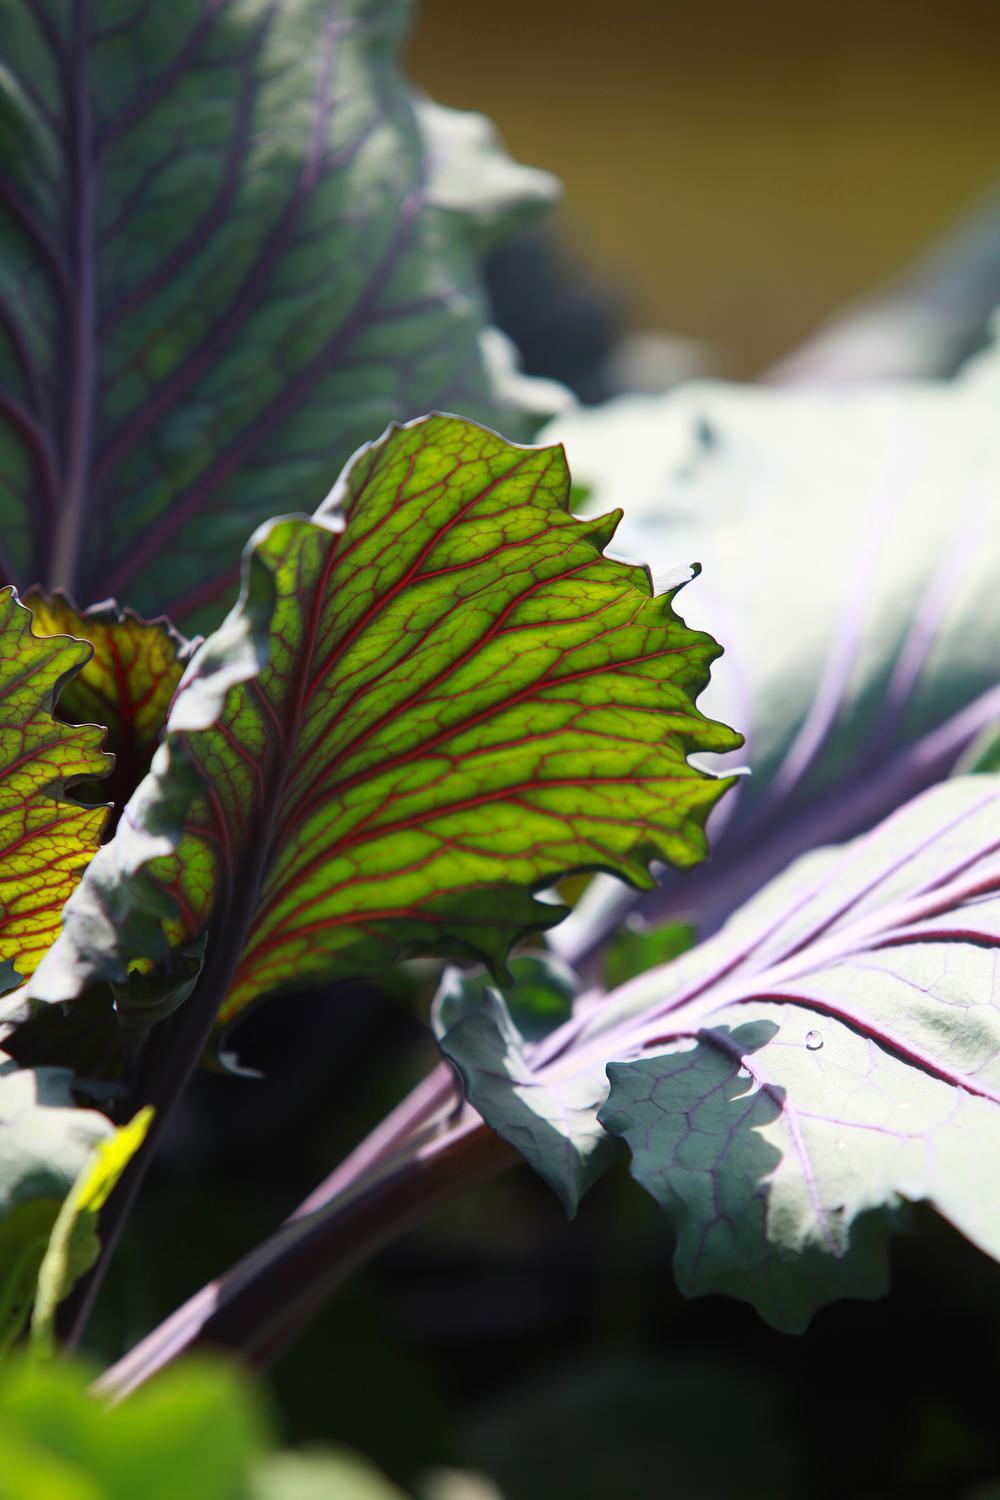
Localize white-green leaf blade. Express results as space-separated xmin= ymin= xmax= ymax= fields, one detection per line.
xmin=544 ymin=334 xmax=1000 ymax=946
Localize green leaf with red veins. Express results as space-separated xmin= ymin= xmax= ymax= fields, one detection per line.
xmin=0 ymin=589 xmax=110 ymax=982
xmin=27 ymin=415 xmax=738 ymax=1035
xmin=0 ymin=0 xmax=556 ymax=630
xmin=24 ymin=592 xmax=188 ymax=818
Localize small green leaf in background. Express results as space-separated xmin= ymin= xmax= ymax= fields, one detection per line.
xmin=0 ymin=591 xmax=110 ymax=981
xmin=602 ymin=917 xmax=695 ymax=989
xmin=30 ymin=1108 xmax=153 ymax=1359
xmin=0 ymin=1352 xmax=411 ymax=1500
xmin=24 ymin=594 xmax=188 ymax=818
xmin=952 ymin=720 xmax=1000 ymax=775
xmin=251 ymin=1448 xmax=410 ymax=1500
xmin=31 ymin=415 xmax=738 ymax=1045
xmin=0 ymin=0 xmax=557 ymax=629
xmin=0 ymin=1060 xmax=114 ymax=1356
xmin=0 ymin=1356 xmax=264 ymax=1500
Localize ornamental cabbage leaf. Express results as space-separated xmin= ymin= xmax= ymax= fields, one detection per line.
xmin=0 ymin=589 xmax=109 ymax=981
xmin=28 ymin=415 xmax=738 ymax=1037
xmin=25 ymin=592 xmax=188 ymax=818
xmin=440 ymin=776 xmax=1000 ymax=1329
xmin=544 ymin=333 xmax=1000 ymax=949
xmin=0 ymin=0 xmax=556 ymax=628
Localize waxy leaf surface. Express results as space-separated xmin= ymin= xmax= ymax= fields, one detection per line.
xmin=25 ymin=592 xmax=187 ymax=817
xmin=545 ymin=335 xmax=1000 ymax=950
xmin=0 ymin=590 xmax=109 ymax=980
xmin=0 ymin=0 xmax=555 ymax=627
xmin=442 ymin=777 xmax=1000 ymax=1328
xmin=30 ymin=415 xmax=738 ymax=1032
xmin=435 ymin=954 xmax=621 ymax=1216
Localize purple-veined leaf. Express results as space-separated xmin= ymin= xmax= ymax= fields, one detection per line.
xmin=437 ymin=776 xmax=1000 ymax=1328
xmin=0 ymin=588 xmax=109 ymax=983
xmin=26 ymin=414 xmax=738 ymax=1038
xmin=0 ymin=0 xmax=556 ymax=628
xmin=544 ymin=335 xmax=1000 ymax=956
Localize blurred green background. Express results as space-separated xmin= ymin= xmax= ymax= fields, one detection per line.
xmin=410 ymin=0 xmax=1000 ymax=374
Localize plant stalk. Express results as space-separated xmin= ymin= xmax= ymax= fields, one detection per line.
xmin=96 ymin=1110 xmax=514 ymax=1400
xmin=291 ymin=1060 xmax=459 ymax=1219
xmin=58 ymin=925 xmax=254 ymax=1351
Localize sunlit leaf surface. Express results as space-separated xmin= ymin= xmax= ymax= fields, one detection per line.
xmin=31 ymin=415 xmax=738 ymax=1033
xmin=0 ymin=590 xmax=109 ymax=980
xmin=440 ymin=776 xmax=1000 ymax=1329
xmin=25 ymin=592 xmax=187 ymax=817
xmin=544 ymin=338 xmax=1000 ymax=948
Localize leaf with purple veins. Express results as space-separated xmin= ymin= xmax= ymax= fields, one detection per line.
xmin=439 ymin=775 xmax=1000 ymax=1329
xmin=0 ymin=0 xmax=556 ymax=629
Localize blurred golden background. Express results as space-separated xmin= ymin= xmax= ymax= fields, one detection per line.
xmin=409 ymin=0 xmax=1000 ymax=375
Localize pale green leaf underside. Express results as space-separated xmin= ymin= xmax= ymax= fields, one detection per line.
xmin=443 ymin=776 xmax=1000 ymax=1329
xmin=434 ymin=954 xmax=620 ymax=1216
xmin=543 ymin=336 xmax=1000 ymax=919
xmin=599 ymin=776 xmax=1000 ymax=1329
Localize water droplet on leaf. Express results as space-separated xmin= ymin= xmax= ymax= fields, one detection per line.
xmin=805 ymin=1030 xmax=823 ymax=1051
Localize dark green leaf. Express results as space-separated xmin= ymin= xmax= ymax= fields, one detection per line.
xmin=434 ymin=955 xmax=621 ymax=1216
xmin=0 ymin=0 xmax=556 ymax=627
xmin=435 ymin=951 xmax=578 ymax=1045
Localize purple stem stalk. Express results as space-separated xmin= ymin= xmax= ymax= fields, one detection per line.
xmin=96 ymin=1109 xmax=511 ymax=1400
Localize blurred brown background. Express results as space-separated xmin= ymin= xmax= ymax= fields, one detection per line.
xmin=409 ymin=0 xmax=1000 ymax=375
